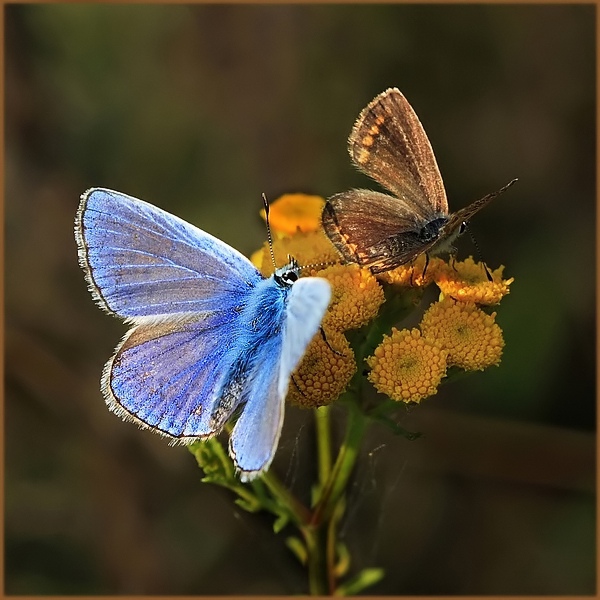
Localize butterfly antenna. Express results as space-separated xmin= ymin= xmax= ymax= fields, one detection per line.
xmin=262 ymin=193 xmax=277 ymax=270
xmin=299 ymin=259 xmax=339 ymax=274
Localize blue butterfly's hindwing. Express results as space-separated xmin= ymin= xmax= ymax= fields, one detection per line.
xmin=103 ymin=310 xmax=246 ymax=440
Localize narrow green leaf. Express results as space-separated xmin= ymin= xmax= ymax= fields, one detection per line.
xmin=334 ymin=542 xmax=350 ymax=577
xmin=234 ymin=497 xmax=261 ymax=513
xmin=285 ymin=536 xmax=308 ymax=565
xmin=273 ymin=512 xmax=289 ymax=533
xmin=335 ymin=567 xmax=385 ymax=596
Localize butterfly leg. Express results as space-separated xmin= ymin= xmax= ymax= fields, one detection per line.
xmin=421 ymin=252 xmax=431 ymax=279
xmin=448 ymin=250 xmax=458 ymax=272
xmin=482 ymin=263 xmax=493 ymax=282
xmin=320 ymin=326 xmax=344 ymax=356
xmin=464 ymin=228 xmax=493 ymax=281
xmin=291 ymin=375 xmax=307 ymax=397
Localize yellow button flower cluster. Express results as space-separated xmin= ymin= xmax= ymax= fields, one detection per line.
xmin=377 ymin=254 xmax=443 ymax=288
xmin=253 ymin=194 xmax=513 ymax=408
xmin=252 ymin=229 xmax=340 ymax=276
xmin=433 ymin=256 xmax=514 ymax=305
xmin=287 ymin=329 xmax=356 ymax=409
xmin=259 ymin=193 xmax=326 ymax=235
xmin=366 ymin=254 xmax=511 ymax=403
xmin=319 ymin=264 xmax=385 ymax=331
xmin=367 ymin=328 xmax=447 ymax=403
xmin=420 ymin=297 xmax=504 ymax=371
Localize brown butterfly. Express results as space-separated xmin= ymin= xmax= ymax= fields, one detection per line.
xmin=322 ymin=88 xmax=517 ymax=274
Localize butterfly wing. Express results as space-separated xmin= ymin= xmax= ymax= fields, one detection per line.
xmin=322 ymin=188 xmax=428 ymax=270
xmin=278 ymin=277 xmax=332 ymax=391
xmin=324 ymin=90 xmax=515 ymax=274
xmin=103 ymin=310 xmax=245 ymax=440
xmin=348 ymin=87 xmax=448 ymax=217
xmin=228 ymin=346 xmax=286 ymax=482
xmin=323 ymin=88 xmax=449 ymax=272
xmin=75 ymin=188 xmax=261 ymax=318
xmin=76 ymin=188 xmax=265 ymax=440
xmin=444 ymin=179 xmax=519 ymax=233
xmin=229 ymin=277 xmax=331 ymax=481
xmin=433 ymin=179 xmax=519 ymax=255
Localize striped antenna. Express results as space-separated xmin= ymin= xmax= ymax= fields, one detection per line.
xmin=261 ymin=193 xmax=277 ymax=270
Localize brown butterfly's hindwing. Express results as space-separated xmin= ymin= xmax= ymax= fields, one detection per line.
xmin=323 ymin=189 xmax=450 ymax=273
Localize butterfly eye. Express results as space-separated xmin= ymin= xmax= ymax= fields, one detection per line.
xmin=282 ymin=270 xmax=299 ymax=285
xmin=459 ymin=221 xmax=468 ymax=235
xmin=274 ymin=266 xmax=300 ymax=287
xmin=274 ymin=256 xmax=301 ymax=287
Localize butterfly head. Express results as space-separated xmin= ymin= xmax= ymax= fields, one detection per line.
xmin=274 ymin=255 xmax=301 ymax=287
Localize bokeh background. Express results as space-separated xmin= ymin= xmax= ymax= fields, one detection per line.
xmin=5 ymin=4 xmax=595 ymax=595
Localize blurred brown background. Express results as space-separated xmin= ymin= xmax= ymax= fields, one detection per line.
xmin=5 ymin=4 xmax=595 ymax=595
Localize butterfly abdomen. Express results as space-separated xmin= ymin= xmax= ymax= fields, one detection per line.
xmin=207 ymin=278 xmax=288 ymax=429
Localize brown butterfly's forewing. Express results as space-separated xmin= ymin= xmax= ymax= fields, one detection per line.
xmin=434 ymin=179 xmax=518 ymax=256
xmin=323 ymin=88 xmax=449 ymax=272
xmin=443 ymin=179 xmax=518 ymax=230
xmin=348 ymin=88 xmax=448 ymax=218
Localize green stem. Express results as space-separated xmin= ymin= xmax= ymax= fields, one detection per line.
xmin=260 ymin=470 xmax=311 ymax=525
xmin=303 ymin=396 xmax=368 ymax=594
xmin=303 ymin=524 xmax=329 ymax=595
xmin=315 ymin=405 xmax=332 ymax=487
xmin=326 ymin=496 xmax=345 ymax=592
xmin=312 ymin=397 xmax=368 ymax=527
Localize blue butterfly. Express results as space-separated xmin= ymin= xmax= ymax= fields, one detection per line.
xmin=75 ymin=188 xmax=331 ymax=481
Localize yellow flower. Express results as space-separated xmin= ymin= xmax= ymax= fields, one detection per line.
xmin=420 ymin=297 xmax=504 ymax=370
xmin=250 ymin=246 xmax=266 ymax=270
xmin=377 ymin=254 xmax=444 ymax=288
xmin=319 ymin=264 xmax=385 ymax=332
xmin=367 ymin=328 xmax=447 ymax=404
xmin=287 ymin=328 xmax=356 ymax=408
xmin=253 ymin=229 xmax=340 ymax=277
xmin=260 ymin=193 xmax=326 ymax=235
xmin=434 ymin=257 xmax=513 ymax=305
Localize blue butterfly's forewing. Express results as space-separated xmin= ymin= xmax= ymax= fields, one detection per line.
xmin=76 ymin=188 xmax=260 ymax=318
xmin=229 ymin=277 xmax=331 ymax=481
xmin=278 ymin=278 xmax=332 ymax=396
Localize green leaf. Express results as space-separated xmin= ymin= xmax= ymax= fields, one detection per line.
xmin=234 ymin=497 xmax=262 ymax=513
xmin=189 ymin=437 xmax=235 ymax=481
xmin=334 ymin=542 xmax=350 ymax=577
xmin=335 ymin=567 xmax=385 ymax=596
xmin=273 ymin=512 xmax=289 ymax=533
xmin=285 ymin=536 xmax=308 ymax=565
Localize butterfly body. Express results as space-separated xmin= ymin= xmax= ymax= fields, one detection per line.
xmin=322 ymin=88 xmax=516 ymax=273
xmin=209 ymin=274 xmax=292 ymax=429
xmin=76 ymin=188 xmax=331 ymax=481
